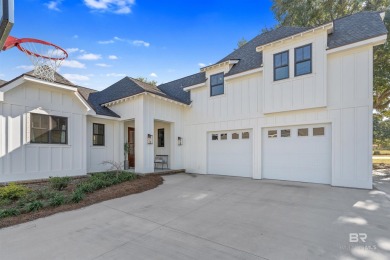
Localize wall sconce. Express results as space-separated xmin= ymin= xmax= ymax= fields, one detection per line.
xmin=178 ymin=137 xmax=183 ymax=146
xmin=147 ymin=134 xmax=153 ymax=144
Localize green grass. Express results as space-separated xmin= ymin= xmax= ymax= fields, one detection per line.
xmin=373 ymin=157 xmax=390 ymax=164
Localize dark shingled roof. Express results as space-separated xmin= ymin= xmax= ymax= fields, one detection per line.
xmin=77 ymin=86 xmax=120 ymax=118
xmin=328 ymin=11 xmax=387 ymax=49
xmin=219 ymin=26 xmax=309 ymax=77
xmin=157 ymin=72 xmax=206 ymax=105
xmin=25 ymin=70 xmax=76 ymax=87
xmin=220 ymin=11 xmax=387 ymax=77
xmin=95 ymin=77 xmax=162 ymax=104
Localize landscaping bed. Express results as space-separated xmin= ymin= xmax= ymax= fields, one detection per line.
xmin=0 ymin=172 xmax=163 ymax=229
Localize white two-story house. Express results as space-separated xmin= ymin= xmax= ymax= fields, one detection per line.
xmin=0 ymin=11 xmax=387 ymax=189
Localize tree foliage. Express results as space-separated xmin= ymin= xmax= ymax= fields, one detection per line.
xmin=236 ymin=37 xmax=248 ymax=50
xmin=271 ymin=0 xmax=390 ymax=115
xmin=135 ymin=77 xmax=158 ymax=86
xmin=373 ymin=114 xmax=390 ymax=147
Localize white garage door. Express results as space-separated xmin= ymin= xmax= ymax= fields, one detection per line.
xmin=262 ymin=124 xmax=331 ymax=184
xmin=208 ymin=130 xmax=252 ymax=177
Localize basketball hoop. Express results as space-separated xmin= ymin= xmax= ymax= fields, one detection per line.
xmin=2 ymin=36 xmax=68 ymax=82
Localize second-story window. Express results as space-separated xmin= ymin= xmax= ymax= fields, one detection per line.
xmin=295 ymin=44 xmax=312 ymax=76
xmin=210 ymin=73 xmax=224 ymax=96
xmin=274 ymin=50 xmax=289 ymax=81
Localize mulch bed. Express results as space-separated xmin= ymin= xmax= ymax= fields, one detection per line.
xmin=0 ymin=175 xmax=163 ymax=229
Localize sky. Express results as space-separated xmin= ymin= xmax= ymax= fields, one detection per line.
xmin=0 ymin=0 xmax=276 ymax=90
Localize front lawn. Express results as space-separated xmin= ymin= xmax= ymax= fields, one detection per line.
xmin=0 ymin=172 xmax=163 ymax=228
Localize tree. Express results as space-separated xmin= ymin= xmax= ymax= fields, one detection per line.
xmin=135 ymin=77 xmax=157 ymax=86
xmin=270 ymin=0 xmax=390 ymax=115
xmin=373 ymin=114 xmax=390 ymax=148
xmin=236 ymin=37 xmax=248 ymax=50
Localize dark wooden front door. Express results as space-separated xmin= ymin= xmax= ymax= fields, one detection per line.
xmin=128 ymin=127 xmax=135 ymax=167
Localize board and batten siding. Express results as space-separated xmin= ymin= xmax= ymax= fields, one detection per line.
xmin=262 ymin=29 xmax=328 ymax=113
xmin=86 ymin=117 xmax=122 ymax=173
xmin=183 ymin=42 xmax=374 ymax=189
xmin=0 ymin=82 xmax=88 ymax=182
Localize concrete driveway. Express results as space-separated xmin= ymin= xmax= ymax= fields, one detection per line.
xmin=1 ymin=173 xmax=390 ymax=260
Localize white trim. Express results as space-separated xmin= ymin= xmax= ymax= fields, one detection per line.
xmin=0 ymin=76 xmax=76 ymax=101
xmin=225 ymin=68 xmax=263 ymax=81
xmin=200 ymin=59 xmax=239 ymax=72
xmin=24 ymin=76 xmax=77 ymax=91
xmin=326 ymin=35 xmax=387 ymax=54
xmin=88 ymin=114 xmax=121 ymax=121
xmin=74 ymin=92 xmax=96 ymax=115
xmin=256 ymin=23 xmax=333 ymax=52
xmin=380 ymin=11 xmax=386 ymax=20
xmin=183 ymin=82 xmax=206 ymax=92
xmin=0 ymin=77 xmax=25 ymax=100
xmin=102 ymin=92 xmax=189 ymax=107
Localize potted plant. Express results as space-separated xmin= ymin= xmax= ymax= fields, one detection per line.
xmin=124 ymin=142 xmax=129 ymax=170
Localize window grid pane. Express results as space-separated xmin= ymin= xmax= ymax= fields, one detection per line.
xmin=31 ymin=114 xmax=67 ymax=144
xmin=93 ymin=123 xmax=105 ymax=146
xmin=210 ymin=73 xmax=224 ymax=97
xmin=274 ymin=51 xmax=289 ymax=81
xmin=295 ymin=44 xmax=312 ymax=76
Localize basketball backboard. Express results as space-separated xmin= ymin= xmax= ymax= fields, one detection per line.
xmin=0 ymin=0 xmax=14 ymax=50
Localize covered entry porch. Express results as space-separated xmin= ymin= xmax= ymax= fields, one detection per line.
xmin=122 ymin=118 xmax=183 ymax=173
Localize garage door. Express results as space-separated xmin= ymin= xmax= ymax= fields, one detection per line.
xmin=262 ymin=124 xmax=331 ymax=184
xmin=208 ymin=130 xmax=252 ymax=177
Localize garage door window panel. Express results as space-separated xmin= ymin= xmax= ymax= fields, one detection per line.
xmin=242 ymin=132 xmax=250 ymax=139
xmin=313 ymin=127 xmax=325 ymax=136
xmin=212 ymin=134 xmax=218 ymax=140
xmin=281 ymin=129 xmax=291 ymax=137
xmin=232 ymin=133 xmax=239 ymax=139
xmin=298 ymin=128 xmax=308 ymax=137
xmin=268 ymin=130 xmax=277 ymax=138
xmin=221 ymin=133 xmax=227 ymax=140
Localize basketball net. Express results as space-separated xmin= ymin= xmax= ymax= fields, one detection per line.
xmin=18 ymin=41 xmax=67 ymax=82
xmin=2 ymin=36 xmax=68 ymax=82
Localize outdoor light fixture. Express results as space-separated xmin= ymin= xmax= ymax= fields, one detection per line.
xmin=147 ymin=134 xmax=153 ymax=144
xmin=178 ymin=137 xmax=183 ymax=146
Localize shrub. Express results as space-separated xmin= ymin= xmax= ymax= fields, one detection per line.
xmin=76 ymin=182 xmax=95 ymax=194
xmin=25 ymin=200 xmax=44 ymax=212
xmin=0 ymin=183 xmax=30 ymax=200
xmin=373 ymin=150 xmax=381 ymax=155
xmin=49 ymin=176 xmax=71 ymax=191
xmin=49 ymin=193 xmax=65 ymax=207
xmin=71 ymin=190 xmax=84 ymax=203
xmin=0 ymin=208 xmax=21 ymax=218
xmin=33 ymin=188 xmax=57 ymax=200
xmin=0 ymin=198 xmax=12 ymax=207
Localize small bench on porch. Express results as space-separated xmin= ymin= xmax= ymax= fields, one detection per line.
xmin=154 ymin=155 xmax=169 ymax=170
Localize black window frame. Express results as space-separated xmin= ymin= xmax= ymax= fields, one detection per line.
xmin=158 ymin=128 xmax=165 ymax=147
xmin=274 ymin=50 xmax=289 ymax=81
xmin=93 ymin=123 xmax=105 ymax=146
xmin=210 ymin=72 xmax=224 ymax=97
xmin=30 ymin=113 xmax=68 ymax=145
xmin=294 ymin=44 xmax=312 ymax=77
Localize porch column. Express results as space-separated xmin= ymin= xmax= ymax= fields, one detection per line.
xmin=134 ymin=112 xmax=154 ymax=173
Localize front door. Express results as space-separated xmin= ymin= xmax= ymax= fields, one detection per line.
xmin=128 ymin=127 xmax=135 ymax=167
